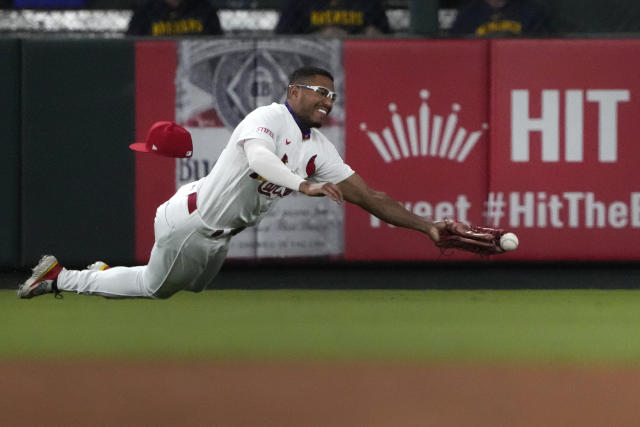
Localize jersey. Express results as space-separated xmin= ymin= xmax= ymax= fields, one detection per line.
xmin=275 ymin=0 xmax=391 ymax=35
xmin=450 ymin=0 xmax=551 ymax=37
xmin=126 ymin=0 xmax=223 ymax=36
xmin=196 ymin=102 xmax=354 ymax=230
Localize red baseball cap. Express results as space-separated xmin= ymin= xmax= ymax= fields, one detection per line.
xmin=129 ymin=121 xmax=193 ymax=158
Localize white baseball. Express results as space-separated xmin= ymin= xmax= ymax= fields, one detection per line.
xmin=500 ymin=232 xmax=519 ymax=251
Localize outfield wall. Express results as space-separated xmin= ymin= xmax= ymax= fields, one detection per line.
xmin=0 ymin=39 xmax=21 ymax=268
xmin=2 ymin=37 xmax=640 ymax=268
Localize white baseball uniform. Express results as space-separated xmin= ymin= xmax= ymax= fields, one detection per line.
xmin=57 ymin=103 xmax=354 ymax=298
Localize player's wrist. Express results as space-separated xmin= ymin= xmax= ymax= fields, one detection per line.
xmin=298 ymin=180 xmax=310 ymax=193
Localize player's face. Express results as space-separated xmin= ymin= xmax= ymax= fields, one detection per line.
xmin=288 ymin=74 xmax=335 ymax=128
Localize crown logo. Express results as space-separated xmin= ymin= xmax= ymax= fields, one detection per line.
xmin=360 ymin=90 xmax=488 ymax=163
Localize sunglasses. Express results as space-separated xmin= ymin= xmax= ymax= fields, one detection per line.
xmin=290 ymin=84 xmax=338 ymax=101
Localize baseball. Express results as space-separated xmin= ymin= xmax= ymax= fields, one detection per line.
xmin=500 ymin=232 xmax=519 ymax=251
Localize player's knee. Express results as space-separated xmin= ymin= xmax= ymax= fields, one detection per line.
xmin=150 ymin=283 xmax=182 ymax=299
xmin=152 ymin=287 xmax=180 ymax=299
xmin=152 ymin=293 xmax=173 ymax=300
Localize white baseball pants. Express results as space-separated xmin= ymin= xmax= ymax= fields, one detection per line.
xmin=57 ymin=182 xmax=230 ymax=298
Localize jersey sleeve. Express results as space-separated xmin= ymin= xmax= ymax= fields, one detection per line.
xmin=233 ymin=105 xmax=282 ymax=151
xmin=307 ymin=135 xmax=354 ymax=184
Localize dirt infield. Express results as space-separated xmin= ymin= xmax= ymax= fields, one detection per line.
xmin=2 ymin=361 xmax=639 ymax=426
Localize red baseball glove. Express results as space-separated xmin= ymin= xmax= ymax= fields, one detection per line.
xmin=435 ymin=219 xmax=505 ymax=255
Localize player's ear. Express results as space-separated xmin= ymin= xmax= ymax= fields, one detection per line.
xmin=291 ymin=83 xmax=307 ymax=99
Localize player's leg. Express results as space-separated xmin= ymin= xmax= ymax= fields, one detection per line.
xmin=60 ymin=182 xmax=203 ymax=298
xmin=57 ymin=265 xmax=149 ymax=297
xmin=18 ymin=180 xmax=216 ymax=300
xmin=138 ymin=179 xmax=229 ymax=298
xmin=19 ymin=229 xmax=227 ymax=299
xmin=45 ymin=197 xmax=176 ymax=298
xmin=16 ymin=253 xmax=150 ymax=299
xmin=183 ymin=240 xmax=229 ymax=293
xmin=144 ymin=227 xmax=230 ymax=298
xmin=53 ymin=221 xmax=222 ymax=299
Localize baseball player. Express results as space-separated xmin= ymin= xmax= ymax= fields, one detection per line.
xmin=18 ymin=66 xmax=504 ymax=300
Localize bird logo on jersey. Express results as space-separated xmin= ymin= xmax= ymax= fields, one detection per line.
xmin=306 ymin=155 xmax=317 ymax=178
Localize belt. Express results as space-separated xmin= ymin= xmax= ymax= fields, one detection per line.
xmin=187 ymin=191 xmax=246 ymax=238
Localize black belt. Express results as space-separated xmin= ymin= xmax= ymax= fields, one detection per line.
xmin=187 ymin=192 xmax=245 ymax=238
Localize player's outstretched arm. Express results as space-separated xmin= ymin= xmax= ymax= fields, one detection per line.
xmin=337 ymin=174 xmax=510 ymax=255
xmin=337 ymin=173 xmax=440 ymax=243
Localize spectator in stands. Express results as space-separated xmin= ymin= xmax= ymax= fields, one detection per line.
xmin=450 ymin=0 xmax=551 ymax=37
xmin=275 ymin=0 xmax=391 ymax=36
xmin=126 ymin=0 xmax=222 ymax=36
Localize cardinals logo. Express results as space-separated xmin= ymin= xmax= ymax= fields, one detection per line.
xmin=250 ymin=153 xmax=294 ymax=198
xmin=306 ymin=155 xmax=317 ymax=178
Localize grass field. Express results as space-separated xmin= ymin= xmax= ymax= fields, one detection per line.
xmin=3 ymin=289 xmax=640 ymax=364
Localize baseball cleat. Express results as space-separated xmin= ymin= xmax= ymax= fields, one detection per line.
xmin=86 ymin=261 xmax=110 ymax=271
xmin=17 ymin=255 xmax=63 ymax=299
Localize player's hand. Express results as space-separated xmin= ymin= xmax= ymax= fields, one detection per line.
xmin=299 ymin=181 xmax=344 ymax=203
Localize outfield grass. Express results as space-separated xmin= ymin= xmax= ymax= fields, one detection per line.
xmin=2 ymin=289 xmax=640 ymax=364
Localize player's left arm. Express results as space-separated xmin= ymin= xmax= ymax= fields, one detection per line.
xmin=337 ymin=173 xmax=441 ymax=243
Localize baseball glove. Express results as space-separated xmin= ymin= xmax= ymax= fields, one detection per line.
xmin=435 ymin=219 xmax=504 ymax=255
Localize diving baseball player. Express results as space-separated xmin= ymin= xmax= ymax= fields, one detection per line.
xmin=18 ymin=66 xmax=505 ymax=299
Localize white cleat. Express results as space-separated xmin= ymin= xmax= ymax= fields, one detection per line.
xmin=86 ymin=261 xmax=110 ymax=271
xmin=17 ymin=255 xmax=63 ymax=299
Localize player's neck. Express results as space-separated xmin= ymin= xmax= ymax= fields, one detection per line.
xmin=284 ymin=102 xmax=311 ymax=139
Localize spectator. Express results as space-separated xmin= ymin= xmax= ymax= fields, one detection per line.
xmin=450 ymin=0 xmax=551 ymax=37
xmin=126 ymin=0 xmax=222 ymax=36
xmin=275 ymin=0 xmax=391 ymax=37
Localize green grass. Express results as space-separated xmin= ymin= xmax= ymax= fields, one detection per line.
xmin=2 ymin=289 xmax=640 ymax=364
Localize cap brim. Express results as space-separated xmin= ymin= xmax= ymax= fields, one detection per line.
xmin=129 ymin=142 xmax=150 ymax=152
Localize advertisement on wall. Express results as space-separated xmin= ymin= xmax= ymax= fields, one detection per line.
xmin=134 ymin=38 xmax=640 ymax=263
xmin=491 ymin=40 xmax=640 ymax=260
xmin=343 ymin=40 xmax=490 ymax=260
